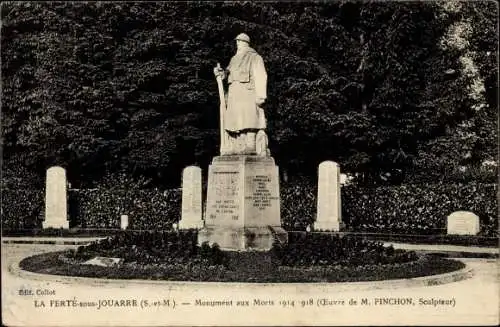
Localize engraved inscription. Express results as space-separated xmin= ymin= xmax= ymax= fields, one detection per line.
xmin=450 ymin=217 xmax=475 ymax=234
xmin=208 ymin=171 xmax=240 ymax=221
xmin=214 ymin=171 xmax=238 ymax=197
xmin=245 ymin=175 xmax=278 ymax=211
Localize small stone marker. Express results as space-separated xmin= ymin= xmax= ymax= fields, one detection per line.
xmin=340 ymin=173 xmax=347 ymax=186
xmin=43 ymin=166 xmax=69 ymax=229
xmin=178 ymin=166 xmax=204 ymax=229
xmin=82 ymin=257 xmax=123 ymax=267
xmin=314 ymin=161 xmax=344 ymax=232
xmin=447 ymin=211 xmax=480 ymax=235
xmin=120 ymin=215 xmax=129 ymax=230
xmin=340 ymin=173 xmax=354 ymax=186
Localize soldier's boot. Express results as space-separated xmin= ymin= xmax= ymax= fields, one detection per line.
xmin=230 ymin=133 xmax=244 ymax=154
xmin=256 ymin=130 xmax=270 ymax=157
xmin=223 ymin=134 xmax=237 ymax=155
xmin=245 ymin=132 xmax=257 ymax=155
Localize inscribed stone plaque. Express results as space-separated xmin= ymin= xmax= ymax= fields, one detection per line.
xmin=43 ymin=166 xmax=69 ymax=229
xmin=179 ymin=166 xmax=203 ymax=229
xmin=447 ymin=211 xmax=480 ymax=235
xmin=314 ymin=161 xmax=343 ymax=231
xmin=82 ymin=257 xmax=123 ymax=267
xmin=205 ymin=162 xmax=242 ymax=228
xmin=242 ymin=160 xmax=280 ymax=227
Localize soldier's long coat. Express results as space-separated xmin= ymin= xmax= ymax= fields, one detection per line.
xmin=225 ymin=47 xmax=267 ymax=132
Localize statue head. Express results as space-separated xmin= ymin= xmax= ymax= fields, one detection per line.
xmin=235 ymin=33 xmax=250 ymax=51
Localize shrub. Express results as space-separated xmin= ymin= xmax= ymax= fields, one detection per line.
xmin=342 ymin=182 xmax=498 ymax=236
xmin=1 ymin=189 xmax=44 ymax=229
xmin=2 ymin=181 xmax=497 ymax=238
xmin=71 ymin=230 xmax=228 ymax=266
xmin=71 ymin=231 xmax=420 ymax=270
xmin=280 ymin=180 xmax=497 ymax=236
xmin=274 ymin=232 xmax=418 ymax=267
xmin=68 ymin=188 xmax=181 ymax=230
xmin=280 ymin=178 xmax=316 ymax=230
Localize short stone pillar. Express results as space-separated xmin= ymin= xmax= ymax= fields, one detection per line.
xmin=314 ymin=161 xmax=344 ymax=232
xmin=447 ymin=211 xmax=480 ymax=235
xmin=42 ymin=166 xmax=69 ymax=229
xmin=120 ymin=215 xmax=129 ymax=230
xmin=178 ymin=166 xmax=204 ymax=229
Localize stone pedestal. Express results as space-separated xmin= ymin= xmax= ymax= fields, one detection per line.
xmin=178 ymin=166 xmax=204 ymax=229
xmin=314 ymin=161 xmax=344 ymax=232
xmin=43 ymin=166 xmax=69 ymax=229
xmin=198 ymin=156 xmax=288 ymax=251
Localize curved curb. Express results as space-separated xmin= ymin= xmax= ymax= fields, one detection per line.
xmin=10 ymin=257 xmax=474 ymax=292
xmin=2 ymin=240 xmax=96 ymax=245
xmin=2 ymin=237 xmax=106 ymax=245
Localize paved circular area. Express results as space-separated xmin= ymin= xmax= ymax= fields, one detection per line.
xmin=2 ymin=243 xmax=498 ymax=326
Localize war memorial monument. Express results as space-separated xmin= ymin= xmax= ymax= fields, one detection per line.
xmin=198 ymin=33 xmax=288 ymax=250
xmin=2 ymin=3 xmax=497 ymax=324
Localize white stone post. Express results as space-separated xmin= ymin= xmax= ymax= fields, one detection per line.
xmin=43 ymin=166 xmax=69 ymax=229
xmin=120 ymin=215 xmax=129 ymax=230
xmin=314 ymin=161 xmax=343 ymax=232
xmin=179 ymin=166 xmax=204 ymax=229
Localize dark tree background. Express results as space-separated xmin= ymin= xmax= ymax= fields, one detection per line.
xmin=1 ymin=1 xmax=497 ymax=189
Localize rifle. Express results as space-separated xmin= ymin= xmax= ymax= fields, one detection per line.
xmin=215 ymin=63 xmax=229 ymax=154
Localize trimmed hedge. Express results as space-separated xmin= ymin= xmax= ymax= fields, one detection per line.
xmin=280 ymin=181 xmax=497 ymax=237
xmin=342 ymin=183 xmax=498 ymax=236
xmin=69 ymin=189 xmax=181 ymax=230
xmin=281 ymin=178 xmax=316 ymax=229
xmin=1 ymin=189 xmax=44 ymax=229
xmin=1 ymin=188 xmax=181 ymax=231
xmin=2 ymin=182 xmax=497 ymax=237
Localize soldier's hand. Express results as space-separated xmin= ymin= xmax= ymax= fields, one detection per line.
xmin=256 ymin=97 xmax=266 ymax=106
xmin=213 ymin=67 xmax=224 ymax=77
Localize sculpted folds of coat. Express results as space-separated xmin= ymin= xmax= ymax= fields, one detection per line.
xmin=214 ymin=33 xmax=271 ymax=156
xmin=225 ymin=47 xmax=267 ymax=132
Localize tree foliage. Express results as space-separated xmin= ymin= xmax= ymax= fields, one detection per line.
xmin=1 ymin=1 xmax=497 ymax=187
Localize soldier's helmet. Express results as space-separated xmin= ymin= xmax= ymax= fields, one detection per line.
xmin=235 ymin=33 xmax=250 ymax=43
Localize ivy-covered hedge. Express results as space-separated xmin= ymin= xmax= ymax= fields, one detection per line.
xmin=69 ymin=189 xmax=181 ymax=230
xmin=342 ymin=183 xmax=498 ymax=236
xmin=1 ymin=189 xmax=44 ymax=229
xmin=2 ymin=182 xmax=497 ymax=237
xmin=281 ymin=179 xmax=316 ymax=229
xmin=1 ymin=188 xmax=181 ymax=231
xmin=280 ymin=181 xmax=497 ymax=236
